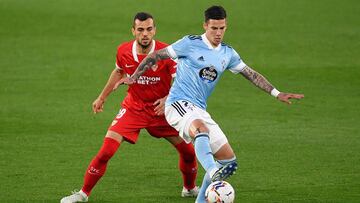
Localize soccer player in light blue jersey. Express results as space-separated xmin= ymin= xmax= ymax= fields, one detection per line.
xmin=122 ymin=6 xmax=304 ymax=203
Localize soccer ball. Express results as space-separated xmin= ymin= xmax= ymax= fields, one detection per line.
xmin=205 ymin=181 xmax=235 ymax=203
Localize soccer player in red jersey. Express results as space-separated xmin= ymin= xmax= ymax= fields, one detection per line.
xmin=60 ymin=12 xmax=198 ymax=203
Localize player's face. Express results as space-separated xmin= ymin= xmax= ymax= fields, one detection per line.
xmin=203 ymin=19 xmax=227 ymax=47
xmin=132 ymin=18 xmax=156 ymax=48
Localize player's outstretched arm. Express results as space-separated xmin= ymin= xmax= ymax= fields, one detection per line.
xmin=240 ymin=66 xmax=304 ymax=104
xmin=240 ymin=65 xmax=275 ymax=93
xmin=121 ymin=48 xmax=171 ymax=85
xmin=240 ymin=66 xmax=274 ymax=92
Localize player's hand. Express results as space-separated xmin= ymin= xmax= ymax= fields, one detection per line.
xmin=277 ymin=92 xmax=304 ymax=104
xmin=92 ymin=97 xmax=105 ymax=114
xmin=153 ymin=96 xmax=167 ymax=115
xmin=119 ymin=77 xmax=136 ymax=85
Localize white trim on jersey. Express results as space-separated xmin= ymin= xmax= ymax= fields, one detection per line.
xmin=201 ymin=34 xmax=221 ymax=51
xmin=166 ymin=45 xmax=177 ymax=59
xmin=171 ymin=73 xmax=176 ymax=78
xmin=132 ymin=41 xmax=139 ymax=62
xmin=132 ymin=40 xmax=156 ymax=63
xmin=115 ymin=62 xmax=122 ymax=70
xmin=229 ymin=61 xmax=247 ymax=74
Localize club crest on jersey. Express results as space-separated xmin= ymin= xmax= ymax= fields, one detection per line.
xmin=199 ymin=66 xmax=218 ymax=83
xmin=221 ymin=59 xmax=226 ymax=70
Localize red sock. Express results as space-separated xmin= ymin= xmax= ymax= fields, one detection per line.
xmin=81 ymin=137 xmax=120 ymax=196
xmin=175 ymin=141 xmax=198 ymax=189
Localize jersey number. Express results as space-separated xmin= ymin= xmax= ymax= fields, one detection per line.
xmin=116 ymin=108 xmax=127 ymax=119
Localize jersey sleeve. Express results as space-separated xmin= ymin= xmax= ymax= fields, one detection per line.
xmin=115 ymin=47 xmax=123 ymax=70
xmin=169 ymin=59 xmax=177 ymax=77
xmin=166 ymin=36 xmax=191 ymax=59
xmin=227 ymin=49 xmax=247 ymax=74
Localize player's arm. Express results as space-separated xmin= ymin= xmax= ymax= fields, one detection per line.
xmin=240 ymin=65 xmax=275 ymax=93
xmin=92 ymin=68 xmax=125 ymax=113
xmin=240 ymin=66 xmax=304 ymax=104
xmin=153 ymin=57 xmax=177 ymax=116
xmin=121 ymin=48 xmax=171 ymax=84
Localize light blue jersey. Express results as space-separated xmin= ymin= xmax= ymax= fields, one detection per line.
xmin=166 ymin=34 xmax=247 ymax=109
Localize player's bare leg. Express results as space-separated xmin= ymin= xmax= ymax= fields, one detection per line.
xmin=213 ymin=143 xmax=235 ymax=160
xmin=190 ymin=120 xmax=237 ymax=203
xmin=190 ymin=119 xmax=218 ymax=178
xmin=61 ymin=131 xmax=123 ymax=203
xmin=189 ymin=119 xmax=237 ymax=180
xmin=165 ymin=136 xmax=199 ymax=197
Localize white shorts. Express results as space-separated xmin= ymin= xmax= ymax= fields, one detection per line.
xmin=165 ymin=100 xmax=228 ymax=153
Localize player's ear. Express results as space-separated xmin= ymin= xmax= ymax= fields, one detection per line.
xmin=203 ymin=22 xmax=208 ymax=30
xmin=131 ymin=27 xmax=135 ymax=36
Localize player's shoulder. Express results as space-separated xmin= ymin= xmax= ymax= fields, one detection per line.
xmin=187 ymin=35 xmax=202 ymax=41
xmin=220 ymin=41 xmax=233 ymax=49
xmin=117 ymin=40 xmax=134 ymax=53
xmin=170 ymin=35 xmax=201 ymax=47
xmin=154 ymin=40 xmax=170 ymax=49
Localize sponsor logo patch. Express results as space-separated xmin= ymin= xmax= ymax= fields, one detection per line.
xmin=137 ymin=76 xmax=161 ymax=85
xmin=199 ymin=66 xmax=218 ymax=83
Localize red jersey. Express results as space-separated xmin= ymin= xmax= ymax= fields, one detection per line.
xmin=116 ymin=40 xmax=176 ymax=116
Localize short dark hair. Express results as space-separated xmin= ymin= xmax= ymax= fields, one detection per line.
xmin=133 ymin=12 xmax=154 ymax=27
xmin=204 ymin=6 xmax=227 ymax=22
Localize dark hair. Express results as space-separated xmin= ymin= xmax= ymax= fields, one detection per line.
xmin=204 ymin=6 xmax=227 ymax=22
xmin=133 ymin=12 xmax=154 ymax=27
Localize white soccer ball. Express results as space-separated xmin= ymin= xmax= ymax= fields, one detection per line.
xmin=205 ymin=181 xmax=235 ymax=203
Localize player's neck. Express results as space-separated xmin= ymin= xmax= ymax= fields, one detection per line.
xmin=136 ymin=42 xmax=153 ymax=55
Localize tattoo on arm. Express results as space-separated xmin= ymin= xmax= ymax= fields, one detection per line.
xmin=240 ymin=66 xmax=274 ymax=94
xmin=131 ymin=48 xmax=171 ymax=80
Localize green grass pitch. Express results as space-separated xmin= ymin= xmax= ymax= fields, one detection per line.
xmin=1 ymin=0 xmax=359 ymax=202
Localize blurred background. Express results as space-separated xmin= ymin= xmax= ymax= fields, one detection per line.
xmin=1 ymin=0 xmax=359 ymax=202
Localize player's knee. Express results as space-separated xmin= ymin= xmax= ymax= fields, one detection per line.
xmin=189 ymin=119 xmax=209 ymax=137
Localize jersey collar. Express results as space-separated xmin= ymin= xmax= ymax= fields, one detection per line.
xmin=132 ymin=40 xmax=156 ymax=62
xmin=201 ymin=34 xmax=221 ymax=51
